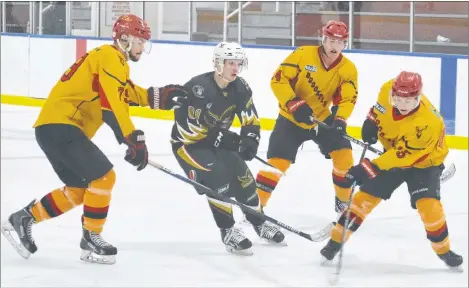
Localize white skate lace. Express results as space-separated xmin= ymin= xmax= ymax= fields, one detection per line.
xmin=26 ymin=218 xmax=35 ymax=243
xmin=260 ymin=223 xmax=279 ymax=239
xmin=90 ymin=232 xmax=111 ymax=248
xmin=226 ymin=228 xmax=246 ymax=245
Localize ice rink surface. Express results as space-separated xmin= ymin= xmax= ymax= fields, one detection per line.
xmin=1 ymin=104 xmax=467 ymax=287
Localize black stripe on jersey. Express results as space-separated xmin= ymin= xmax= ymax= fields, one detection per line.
xmin=280 ymin=63 xmax=300 ymax=70
xmin=102 ymin=69 xmax=126 ymax=86
xmin=71 ymin=95 xmax=100 ymax=119
xmin=403 ymin=138 xmax=430 ymax=151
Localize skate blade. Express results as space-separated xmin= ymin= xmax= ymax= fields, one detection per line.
xmin=320 ymin=256 xmax=335 ymax=267
xmin=1 ymin=221 xmax=31 ymax=259
xmin=261 ymin=238 xmax=288 ymax=247
xmin=80 ymin=250 xmax=116 ymax=265
xmin=225 ymin=245 xmax=253 ymax=256
xmin=448 ymin=265 xmax=464 ymax=273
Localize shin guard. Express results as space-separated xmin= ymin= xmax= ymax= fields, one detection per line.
xmin=329 ymin=149 xmax=354 ymax=202
xmin=331 ymin=191 xmax=381 ymax=244
xmin=416 ymin=198 xmax=451 ymax=255
xmin=31 ymin=186 xmax=85 ymax=223
xmin=256 ymin=158 xmax=290 ymax=208
xmin=82 ymin=169 xmax=116 ymax=233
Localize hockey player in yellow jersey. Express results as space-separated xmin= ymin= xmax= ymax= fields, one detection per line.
xmin=1 ymin=14 xmax=187 ymax=265
xmin=320 ymin=71 xmax=463 ymax=271
xmin=255 ymin=21 xmax=358 ymax=226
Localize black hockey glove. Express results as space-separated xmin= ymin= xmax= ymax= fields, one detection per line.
xmin=196 ymin=128 xmax=241 ymax=150
xmin=286 ymin=97 xmax=314 ymax=125
xmin=344 ymin=158 xmax=381 ymax=187
xmin=361 ymin=109 xmax=379 ymax=144
xmin=238 ymin=132 xmax=260 ymax=161
xmin=147 ymin=84 xmax=188 ymax=110
xmin=123 ymin=130 xmax=148 ymax=171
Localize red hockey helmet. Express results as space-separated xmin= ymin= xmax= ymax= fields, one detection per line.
xmin=392 ymin=71 xmax=423 ymax=97
xmin=322 ymin=20 xmax=349 ymax=40
xmin=112 ymin=14 xmax=151 ymax=41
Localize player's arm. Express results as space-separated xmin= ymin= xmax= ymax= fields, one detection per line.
xmin=271 ymin=48 xmax=314 ymax=125
xmin=98 ymin=56 xmax=136 ymax=138
xmin=334 ymin=64 xmax=358 ymax=121
xmin=126 ymin=80 xmax=150 ymax=107
xmin=361 ymin=82 xmax=391 ymax=145
xmin=99 ymin=55 xmax=148 ymax=170
xmin=235 ymin=86 xmax=261 ymax=161
xmin=173 ymin=80 xmax=211 ymax=146
xmin=343 ymin=121 xmax=442 ymax=187
xmin=372 ymin=123 xmax=441 ymax=170
xmin=270 ymin=48 xmax=302 ymax=108
xmin=236 ymin=85 xmax=261 ymax=140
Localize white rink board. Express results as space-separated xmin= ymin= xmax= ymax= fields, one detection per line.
xmin=0 ymin=34 xmax=467 ymax=136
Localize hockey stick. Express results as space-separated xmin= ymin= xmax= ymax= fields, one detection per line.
xmin=148 ymin=159 xmax=332 ymax=242
xmin=310 ymin=117 xmax=456 ymax=184
xmin=329 ymin=143 xmax=369 ymax=285
xmin=254 ymin=156 xmax=286 ymax=176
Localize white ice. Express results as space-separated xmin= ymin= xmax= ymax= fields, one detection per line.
xmin=1 ymin=104 xmax=467 ymax=287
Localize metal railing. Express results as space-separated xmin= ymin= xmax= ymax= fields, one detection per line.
xmin=1 ymin=1 xmax=467 ymax=55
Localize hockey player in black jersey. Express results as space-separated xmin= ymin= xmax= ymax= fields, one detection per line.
xmin=170 ymin=42 xmax=286 ymax=255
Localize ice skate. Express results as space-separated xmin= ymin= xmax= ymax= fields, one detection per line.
xmin=1 ymin=200 xmax=38 ymax=259
xmin=80 ymin=229 xmax=117 ymax=265
xmin=320 ymin=239 xmax=342 ymax=265
xmin=221 ymin=227 xmax=253 ymax=256
xmin=438 ymin=250 xmax=464 ymax=272
xmin=253 ymin=221 xmax=287 ymax=246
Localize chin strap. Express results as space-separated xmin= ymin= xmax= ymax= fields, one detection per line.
xmin=116 ymin=37 xmax=133 ymax=59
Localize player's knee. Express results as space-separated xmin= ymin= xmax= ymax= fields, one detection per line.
xmin=268 ymin=158 xmax=291 ymax=173
xmin=256 ymin=158 xmax=289 ymax=195
xmin=330 ymin=148 xmax=353 ymax=172
xmin=88 ymin=169 xmax=116 ymax=194
xmin=416 ymin=198 xmax=444 ymax=224
xmin=350 ymin=190 xmax=381 ymax=219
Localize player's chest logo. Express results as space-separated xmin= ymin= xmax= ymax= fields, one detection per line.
xmin=415 ymin=125 xmax=428 ymax=139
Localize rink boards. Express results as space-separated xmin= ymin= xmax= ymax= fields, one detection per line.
xmin=1 ymin=33 xmax=467 ymax=149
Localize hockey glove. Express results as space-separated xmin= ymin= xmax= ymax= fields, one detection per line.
xmin=286 ymin=97 xmax=314 ymax=125
xmin=362 ymin=109 xmax=379 ymax=144
xmin=123 ymin=130 xmax=148 ymax=171
xmin=195 ymin=128 xmax=241 ymax=151
xmin=344 ymin=158 xmax=380 ymax=187
xmin=238 ymin=132 xmax=260 ymax=161
xmin=147 ymin=84 xmax=188 ymax=110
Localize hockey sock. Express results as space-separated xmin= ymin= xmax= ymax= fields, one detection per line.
xmin=256 ymin=158 xmax=290 ymax=208
xmin=329 ymin=148 xmax=354 ymax=202
xmin=31 ymin=186 xmax=85 ymax=223
xmin=82 ymin=169 xmax=116 ymax=233
xmin=331 ymin=190 xmax=381 ymax=243
xmin=207 ymin=196 xmax=235 ymax=229
xmin=416 ymin=198 xmax=451 ymax=255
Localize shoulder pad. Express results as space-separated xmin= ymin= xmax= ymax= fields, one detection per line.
xmin=236 ymin=77 xmax=251 ymax=92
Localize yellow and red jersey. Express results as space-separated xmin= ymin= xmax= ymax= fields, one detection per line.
xmin=369 ymin=79 xmax=448 ymax=170
xmin=270 ymin=45 xmax=358 ymax=129
xmin=34 ymin=44 xmax=149 ymax=139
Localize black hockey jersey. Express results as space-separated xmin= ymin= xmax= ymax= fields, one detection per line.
xmin=170 ymin=71 xmax=260 ymax=149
